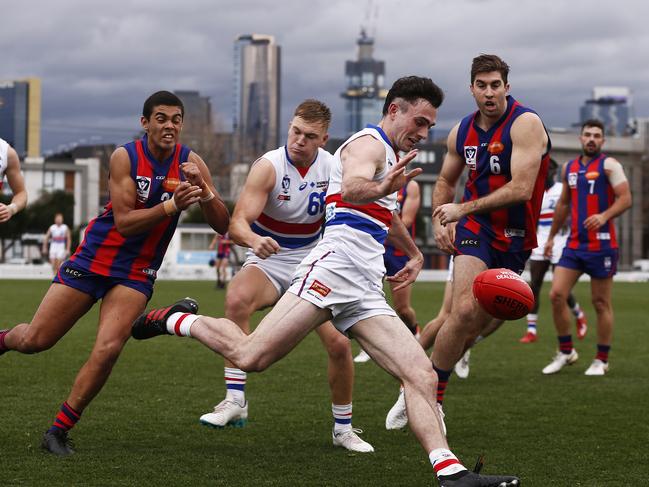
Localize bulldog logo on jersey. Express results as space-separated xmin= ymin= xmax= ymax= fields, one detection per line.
xmin=136 ymin=176 xmax=151 ymax=202
xmin=568 ymin=172 xmax=578 ymax=188
xmin=464 ymin=146 xmax=477 ymax=170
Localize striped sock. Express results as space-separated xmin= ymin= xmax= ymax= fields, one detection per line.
xmin=0 ymin=330 xmax=9 ymax=352
xmin=433 ymin=365 xmax=452 ymax=405
xmin=49 ymin=401 xmax=81 ymax=433
xmin=596 ymin=344 xmax=610 ymax=363
xmin=332 ymin=403 xmax=353 ymax=434
xmin=526 ymin=314 xmax=538 ymax=334
xmin=166 ymin=312 xmax=199 ymax=337
xmin=571 ymin=303 xmax=583 ymax=318
xmin=558 ymin=335 xmax=573 ymax=354
xmin=430 ymin=448 xmax=467 ymax=478
xmin=224 ymin=367 xmax=246 ymax=406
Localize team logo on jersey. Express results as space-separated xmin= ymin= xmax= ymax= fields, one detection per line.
xmin=163 ymin=178 xmax=180 ymax=192
xmin=568 ymin=172 xmax=578 ymax=188
xmin=464 ymin=146 xmax=477 ymax=170
xmin=585 ymin=171 xmax=600 ymax=180
xmin=282 ymin=175 xmax=291 ymax=193
xmin=488 ymin=141 xmax=504 ymax=154
xmin=136 ymin=176 xmax=152 ymax=202
xmin=299 ymin=182 xmax=308 ymax=191
xmin=309 ymin=280 xmax=331 ymax=298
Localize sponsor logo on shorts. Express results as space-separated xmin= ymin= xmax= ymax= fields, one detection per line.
xmin=459 ymin=238 xmax=480 ymax=247
xmin=136 ymin=176 xmax=151 ymax=202
xmin=596 ymin=232 xmax=611 ymax=240
xmin=162 ymin=177 xmax=180 ymax=192
xmin=568 ymin=172 xmax=578 ymax=188
xmin=604 ymin=257 xmax=612 ymax=269
xmin=494 ymin=295 xmax=527 ymax=314
xmin=325 ymin=203 xmax=336 ymax=222
xmin=504 ymin=228 xmax=525 ymax=238
xmin=63 ymin=266 xmax=84 ymax=279
xmin=464 ymin=146 xmax=477 ymax=170
xmin=277 ymin=194 xmax=291 ymax=201
xmin=488 ymin=140 xmax=505 ymax=154
xmin=143 ymin=268 xmax=157 ymax=278
xmin=585 ymin=171 xmax=600 ymax=180
xmin=309 ymin=280 xmax=331 ymax=297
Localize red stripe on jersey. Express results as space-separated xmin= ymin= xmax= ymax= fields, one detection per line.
xmin=69 ymin=207 xmax=108 ymax=262
xmin=539 ymin=212 xmax=554 ymax=219
xmin=586 ymin=193 xmax=600 ymax=251
xmin=88 ymin=227 xmax=127 ymax=275
xmin=461 ymin=113 xmax=482 ymax=236
xmin=568 ymin=159 xmax=580 ymax=249
xmin=524 ymin=153 xmax=550 ymax=250
xmin=257 ymin=212 xmax=323 ymax=235
xmin=325 ymin=193 xmax=393 ymax=226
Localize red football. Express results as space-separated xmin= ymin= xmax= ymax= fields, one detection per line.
xmin=472 ymin=268 xmax=535 ymax=320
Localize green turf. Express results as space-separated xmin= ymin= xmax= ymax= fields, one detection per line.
xmin=1 ymin=279 xmax=647 ymax=486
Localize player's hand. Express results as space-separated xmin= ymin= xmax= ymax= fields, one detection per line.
xmin=433 ymin=219 xmax=455 ymax=254
xmin=377 ymin=150 xmax=422 ymax=196
xmin=251 ymin=236 xmax=280 ymax=259
xmin=433 ymin=203 xmax=465 ymax=226
xmin=180 ymin=162 xmax=205 ymax=188
xmin=583 ymin=213 xmax=607 ymax=231
xmin=173 ymin=181 xmax=203 ymax=210
xmin=543 ymin=237 xmax=554 ymax=258
xmin=387 ymin=252 xmax=423 ymax=291
xmin=0 ymin=203 xmax=14 ymax=223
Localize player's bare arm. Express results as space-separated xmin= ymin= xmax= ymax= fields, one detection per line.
xmin=340 ymin=136 xmax=420 ymax=205
xmin=65 ymin=226 xmax=72 ymax=255
xmin=385 ymin=214 xmax=424 ymax=291
xmin=544 ymin=163 xmax=571 ymax=257
xmin=0 ymin=146 xmax=27 ymax=223
xmin=110 ymin=147 xmax=202 ymax=236
xmin=583 ymin=158 xmax=632 ymax=231
xmin=434 ymin=113 xmax=547 ymax=225
xmin=182 ymin=152 xmax=230 ymax=234
xmin=229 ymin=158 xmax=279 ymax=259
xmin=432 ymin=124 xmax=464 ymax=253
xmin=400 ymin=180 xmax=420 ymax=228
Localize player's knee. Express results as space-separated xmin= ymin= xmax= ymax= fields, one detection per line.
xmin=405 ymin=363 xmax=437 ymax=394
xmin=591 ymin=295 xmax=611 ymax=314
xmin=395 ymin=305 xmax=414 ymax=321
xmin=324 ymin=333 xmax=351 ymax=362
xmin=549 ymin=287 xmax=567 ymax=306
xmin=91 ymin=339 xmax=126 ymax=367
xmin=224 ymin=289 xmax=254 ymax=322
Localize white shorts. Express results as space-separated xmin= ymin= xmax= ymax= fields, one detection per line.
xmin=287 ymin=245 xmax=396 ymax=335
xmin=242 ymin=248 xmax=312 ymax=295
xmin=49 ymin=246 xmax=67 ymax=260
xmin=530 ymin=235 xmax=567 ymax=265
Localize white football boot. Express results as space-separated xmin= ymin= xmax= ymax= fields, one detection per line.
xmin=385 ymin=388 xmax=408 ymax=430
xmin=542 ymin=349 xmax=579 ymax=375
xmin=584 ymin=359 xmax=609 ymax=376
xmin=199 ymin=399 xmax=248 ymax=428
xmin=454 ymin=349 xmax=471 ymax=379
xmin=332 ymin=428 xmax=374 ymax=452
xmin=353 ymin=349 xmax=372 ymax=363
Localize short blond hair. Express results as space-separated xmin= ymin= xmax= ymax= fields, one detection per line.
xmin=294 ymin=99 xmax=331 ymax=129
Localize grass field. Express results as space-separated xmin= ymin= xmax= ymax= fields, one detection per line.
xmin=1 ymin=279 xmax=648 ymax=486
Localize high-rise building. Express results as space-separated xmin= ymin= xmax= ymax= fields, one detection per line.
xmin=0 ymin=78 xmax=41 ymax=157
xmin=580 ymin=87 xmax=634 ymax=136
xmin=233 ymin=34 xmax=281 ymax=162
xmin=341 ymin=29 xmax=387 ymax=135
xmin=174 ymin=90 xmax=213 ymax=149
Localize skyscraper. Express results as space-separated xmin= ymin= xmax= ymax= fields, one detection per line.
xmin=174 ymin=90 xmax=213 ymax=149
xmin=341 ymin=29 xmax=387 ymax=135
xmin=233 ymin=34 xmax=281 ymax=162
xmin=0 ymin=78 xmax=41 ymax=157
xmin=580 ymin=87 xmax=634 ymax=136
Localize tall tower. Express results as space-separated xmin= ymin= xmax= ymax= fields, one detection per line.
xmin=580 ymin=87 xmax=634 ymax=136
xmin=233 ymin=34 xmax=281 ymax=162
xmin=341 ymin=29 xmax=387 ymax=135
xmin=0 ymin=77 xmax=41 ymax=157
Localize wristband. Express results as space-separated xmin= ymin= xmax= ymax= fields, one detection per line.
xmin=7 ymin=203 xmax=18 ymax=216
xmin=200 ymin=191 xmax=215 ymax=203
xmin=163 ymin=197 xmax=179 ymax=216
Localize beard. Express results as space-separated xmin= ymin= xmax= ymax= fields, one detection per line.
xmin=583 ymin=144 xmax=599 ymax=157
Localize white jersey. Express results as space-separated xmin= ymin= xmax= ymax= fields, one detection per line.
xmin=250 ymin=146 xmax=332 ymax=251
xmin=0 ymin=138 xmax=9 ymax=190
xmin=531 ymin=182 xmax=568 ymax=263
xmin=48 ymin=224 xmax=69 ymax=248
xmin=322 ymin=125 xmax=399 ymax=282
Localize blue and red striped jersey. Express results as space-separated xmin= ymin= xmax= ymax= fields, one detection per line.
xmin=385 ymin=185 xmax=416 ymax=256
xmin=70 ymin=136 xmax=191 ymax=281
xmin=565 ymin=153 xmax=617 ymax=251
xmin=455 ymin=96 xmax=550 ymax=252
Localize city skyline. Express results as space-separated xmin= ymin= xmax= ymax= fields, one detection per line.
xmin=2 ymin=0 xmax=648 ymax=154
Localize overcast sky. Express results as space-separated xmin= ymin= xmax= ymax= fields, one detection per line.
xmin=2 ymin=0 xmax=648 ymax=153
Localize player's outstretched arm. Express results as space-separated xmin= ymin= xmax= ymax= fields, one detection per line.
xmin=229 ymin=158 xmax=279 ymax=258
xmin=0 ymin=146 xmax=27 ymax=223
xmin=385 ymin=214 xmax=423 ymax=291
xmin=340 ymin=136 xmax=420 ymax=205
xmin=110 ymin=147 xmax=202 ymax=236
xmin=183 ymin=152 xmax=230 ymax=235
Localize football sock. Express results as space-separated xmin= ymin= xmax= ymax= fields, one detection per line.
xmin=572 ymin=304 xmax=584 ymax=319
xmin=224 ymin=367 xmax=246 ymax=406
xmin=0 ymin=330 xmax=9 ymax=352
xmin=332 ymin=403 xmax=353 ymax=434
xmin=433 ymin=365 xmax=452 ymax=405
xmin=558 ymin=335 xmax=573 ymax=354
xmin=526 ymin=313 xmax=538 ymax=334
xmin=596 ymin=344 xmax=610 ymax=363
xmin=430 ymin=448 xmax=467 ymax=478
xmin=166 ymin=312 xmax=200 ymax=337
xmin=49 ymin=401 xmax=81 ymax=433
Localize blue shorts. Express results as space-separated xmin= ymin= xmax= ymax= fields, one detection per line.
xmin=53 ymin=260 xmax=154 ymax=302
xmin=384 ymin=246 xmax=408 ymax=277
xmin=557 ymin=247 xmax=618 ymax=278
xmin=453 ymin=225 xmax=530 ymax=274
